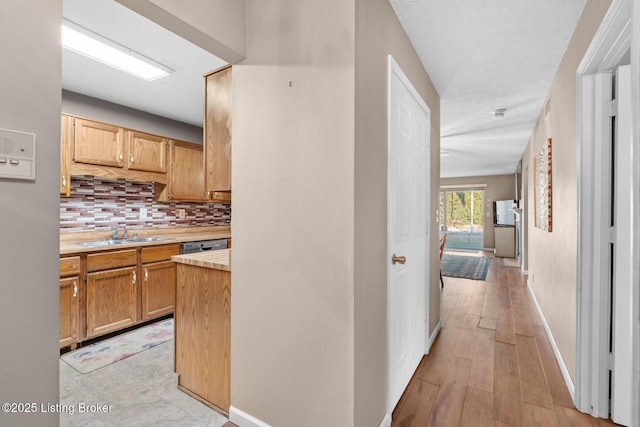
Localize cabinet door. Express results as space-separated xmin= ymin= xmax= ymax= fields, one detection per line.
xmin=127 ymin=130 xmax=167 ymax=173
xmin=86 ymin=266 xmax=137 ymax=338
xmin=59 ymin=276 xmax=80 ymax=348
xmin=60 ymin=115 xmax=71 ymax=196
xmin=142 ymin=261 xmax=176 ymax=320
xmin=168 ymin=140 xmax=207 ymax=201
xmin=205 ymin=66 xmax=232 ymax=193
xmin=73 ymin=118 xmax=124 ymax=168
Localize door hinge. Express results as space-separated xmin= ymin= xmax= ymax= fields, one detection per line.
xmin=608 ymin=226 xmax=616 ymax=244
xmin=83 ymin=274 xmax=87 ymax=284
xmin=609 ymin=99 xmax=618 ymax=117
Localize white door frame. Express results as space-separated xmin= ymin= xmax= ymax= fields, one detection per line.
xmin=575 ymin=0 xmax=639 ymax=423
xmin=386 ymin=54 xmax=431 ymax=416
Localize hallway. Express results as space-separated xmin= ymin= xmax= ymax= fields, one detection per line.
xmin=392 ymin=252 xmax=619 ymax=426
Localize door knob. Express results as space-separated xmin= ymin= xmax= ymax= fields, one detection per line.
xmin=392 ymin=254 xmax=406 ymax=265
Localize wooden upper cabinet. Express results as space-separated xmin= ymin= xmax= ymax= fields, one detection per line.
xmin=205 ymin=66 xmax=232 ymax=195
xmin=164 ymin=140 xmax=207 ymax=202
xmin=60 ymin=115 xmax=71 ymax=196
xmin=72 ymin=118 xmax=125 ymax=168
xmin=127 ymin=130 xmax=168 ymax=173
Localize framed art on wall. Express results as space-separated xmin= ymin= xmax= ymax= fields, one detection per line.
xmin=534 ymin=138 xmax=552 ymax=231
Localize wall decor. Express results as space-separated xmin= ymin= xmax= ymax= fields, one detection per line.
xmin=534 ymin=138 xmax=552 ymax=231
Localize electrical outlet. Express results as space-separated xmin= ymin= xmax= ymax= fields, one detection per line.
xmin=140 ymin=207 xmax=148 ymax=219
xmin=177 ymin=209 xmax=186 ymax=219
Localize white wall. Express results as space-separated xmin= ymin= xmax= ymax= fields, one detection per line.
xmin=0 ymin=1 xmax=62 ymax=426
xmin=231 ymin=1 xmax=356 ymax=425
xmin=524 ymin=0 xmax=612 ymax=380
xmin=354 ymin=0 xmax=440 ymax=424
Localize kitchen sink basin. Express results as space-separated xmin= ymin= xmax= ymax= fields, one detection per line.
xmin=75 ymin=237 xmax=174 ymax=247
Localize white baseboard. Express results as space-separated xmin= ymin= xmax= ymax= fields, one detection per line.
xmin=526 ymin=279 xmax=576 ymax=400
xmin=427 ymin=320 xmax=441 ymax=354
xmin=379 ymin=412 xmax=391 ymax=427
xmin=229 ymin=406 xmax=272 ymax=427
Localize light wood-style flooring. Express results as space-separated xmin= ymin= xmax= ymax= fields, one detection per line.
xmin=392 ymin=251 xmax=620 ymax=427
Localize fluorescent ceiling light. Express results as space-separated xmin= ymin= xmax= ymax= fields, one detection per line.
xmin=61 ymin=20 xmax=173 ymax=81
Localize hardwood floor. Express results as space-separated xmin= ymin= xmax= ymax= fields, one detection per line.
xmin=392 ymin=252 xmax=620 ymax=427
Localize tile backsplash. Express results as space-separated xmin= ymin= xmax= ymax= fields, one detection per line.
xmin=60 ymin=176 xmax=231 ymax=232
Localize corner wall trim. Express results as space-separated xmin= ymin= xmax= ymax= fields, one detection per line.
xmin=229 ymin=406 xmax=272 ymax=427
xmin=427 ymin=320 xmax=442 ymax=354
xmin=379 ymin=412 xmax=391 ymax=427
xmin=527 ymin=280 xmax=575 ymax=399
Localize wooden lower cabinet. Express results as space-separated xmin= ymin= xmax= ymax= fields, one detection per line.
xmin=86 ymin=266 xmax=137 ymax=338
xmin=175 ymin=264 xmax=230 ymax=412
xmin=59 ymin=276 xmax=80 ymax=348
xmin=61 ymin=244 xmax=180 ymax=346
xmin=141 ymin=260 xmax=176 ymax=320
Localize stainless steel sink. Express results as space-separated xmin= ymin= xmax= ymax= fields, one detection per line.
xmin=75 ymin=237 xmax=174 ymax=247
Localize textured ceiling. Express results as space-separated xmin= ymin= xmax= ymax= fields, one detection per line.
xmin=64 ymin=1 xmax=588 ymax=174
xmin=62 ymin=0 xmax=226 ymax=127
xmin=389 ymin=0 xmax=587 ymax=178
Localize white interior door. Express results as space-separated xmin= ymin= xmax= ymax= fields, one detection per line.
xmin=612 ymin=64 xmax=632 ymax=426
xmin=387 ymin=55 xmax=430 ymax=413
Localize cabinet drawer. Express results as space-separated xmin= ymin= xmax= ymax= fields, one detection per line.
xmin=87 ymin=249 xmax=137 ymax=272
xmin=141 ymin=244 xmax=180 ymax=264
xmin=60 ymin=256 xmax=81 ymax=277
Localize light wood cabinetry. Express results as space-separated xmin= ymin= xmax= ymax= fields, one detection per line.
xmin=205 ymin=65 xmax=232 ymax=197
xmin=203 ymin=66 xmax=235 ymax=203
xmin=61 ymin=243 xmax=181 ymax=345
xmin=156 ymin=140 xmax=207 ymax=202
xmin=72 ymin=118 xmax=125 ymax=168
xmin=140 ymin=244 xmax=180 ymax=320
xmin=86 ymin=250 xmax=137 ymax=338
xmin=61 ymin=114 xmax=169 ymax=188
xmin=127 ymin=130 xmax=168 ymax=173
xmin=60 ymin=115 xmax=71 ymax=196
xmin=175 ymin=263 xmax=231 ymax=412
xmin=59 ymin=256 xmax=81 ymax=348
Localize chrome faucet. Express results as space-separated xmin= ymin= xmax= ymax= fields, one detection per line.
xmin=110 ymin=225 xmax=128 ymax=240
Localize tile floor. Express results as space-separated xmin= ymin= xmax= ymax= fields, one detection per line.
xmin=60 ymin=339 xmax=229 ymax=427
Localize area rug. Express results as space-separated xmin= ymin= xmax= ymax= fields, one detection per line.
xmin=61 ymin=318 xmax=173 ymax=374
xmin=441 ymin=254 xmax=490 ymax=280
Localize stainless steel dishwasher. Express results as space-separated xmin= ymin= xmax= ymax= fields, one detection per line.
xmin=180 ymin=238 xmax=228 ymax=254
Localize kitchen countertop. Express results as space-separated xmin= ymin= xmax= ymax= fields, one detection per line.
xmin=60 ymin=226 xmax=231 ymax=255
xmin=172 ymin=248 xmax=231 ymax=272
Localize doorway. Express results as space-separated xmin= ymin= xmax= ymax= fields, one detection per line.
xmin=387 ymin=55 xmax=431 ymax=414
xmin=439 ymin=190 xmax=484 ymax=251
xmin=575 ymin=1 xmax=636 ymax=425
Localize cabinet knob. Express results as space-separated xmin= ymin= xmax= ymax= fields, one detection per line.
xmin=132 ymin=271 xmax=137 ymax=285
xmin=62 ymin=176 xmax=67 ymax=187
xmin=72 ymin=281 xmax=78 ymax=298
xmin=119 ymin=153 xmax=124 ymax=161
xmin=144 ymin=269 xmax=148 ymax=282
xmin=130 ymin=156 xmax=134 ymax=164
